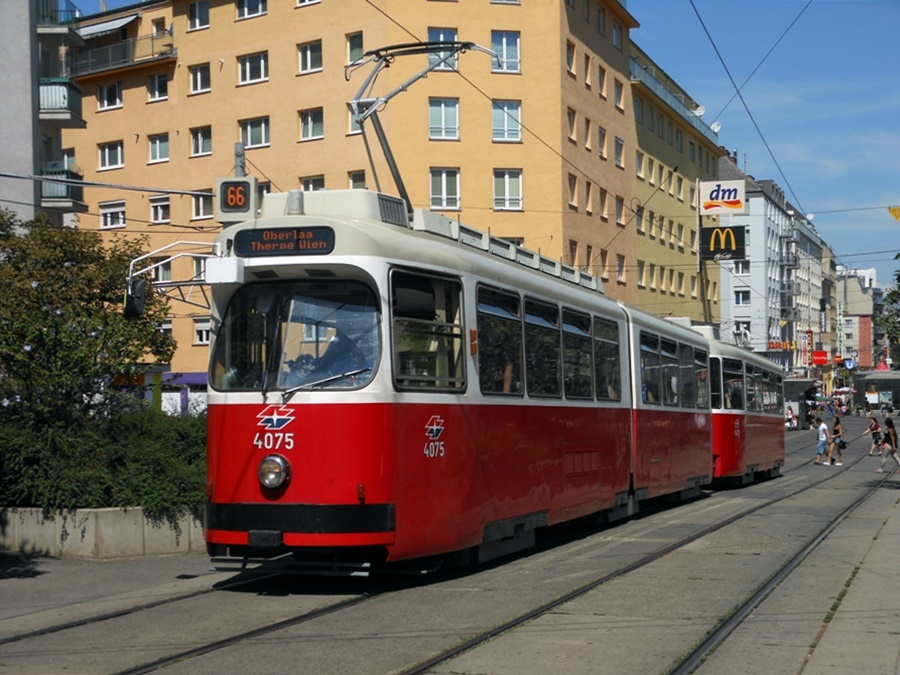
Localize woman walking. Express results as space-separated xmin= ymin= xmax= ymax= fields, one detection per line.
xmin=826 ymin=413 xmax=844 ymax=466
xmin=862 ymin=418 xmax=883 ymax=456
xmin=875 ymin=418 xmax=899 ymax=473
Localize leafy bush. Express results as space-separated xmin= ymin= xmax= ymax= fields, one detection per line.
xmin=0 ymin=407 xmax=206 ymax=525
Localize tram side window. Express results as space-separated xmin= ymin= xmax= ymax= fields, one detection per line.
xmin=640 ymin=333 xmax=661 ymax=404
xmin=709 ymin=357 xmax=723 ymax=409
xmin=745 ymin=365 xmax=762 ymax=412
xmin=524 ymin=298 xmax=560 ymax=398
xmin=594 ymin=317 xmax=621 ymax=401
xmin=477 ymin=286 xmax=524 ymax=396
xmin=695 ymin=350 xmax=710 ymax=408
xmin=678 ymin=343 xmax=696 ymax=407
xmin=563 ymin=309 xmax=593 ymax=399
xmin=771 ymin=374 xmax=784 ymax=412
xmin=723 ymin=358 xmax=744 ymax=410
xmin=391 ymin=270 xmax=465 ymax=391
xmin=660 ymin=338 xmax=679 ymax=406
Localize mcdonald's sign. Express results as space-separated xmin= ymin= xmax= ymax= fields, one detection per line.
xmin=700 ymin=226 xmax=746 ymax=261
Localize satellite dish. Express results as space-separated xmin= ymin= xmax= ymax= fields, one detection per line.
xmin=710 ymin=121 xmax=721 ymax=133
xmin=692 ymin=105 xmax=706 ymax=117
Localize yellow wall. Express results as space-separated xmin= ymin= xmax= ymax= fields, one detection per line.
xmin=66 ymin=0 xmax=715 ymax=375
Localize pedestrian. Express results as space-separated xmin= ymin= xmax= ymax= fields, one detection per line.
xmin=814 ymin=416 xmax=830 ymax=465
xmin=826 ymin=413 xmax=844 ymax=466
xmin=862 ymin=418 xmax=883 ymax=456
xmin=875 ymin=418 xmax=899 ymax=473
xmin=785 ymin=406 xmax=796 ymax=431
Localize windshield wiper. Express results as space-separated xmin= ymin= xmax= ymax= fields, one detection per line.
xmin=281 ymin=368 xmax=372 ymax=402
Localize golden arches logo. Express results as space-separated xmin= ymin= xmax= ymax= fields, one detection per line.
xmin=708 ymin=227 xmax=737 ymax=251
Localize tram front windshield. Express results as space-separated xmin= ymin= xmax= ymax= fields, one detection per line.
xmin=211 ymin=281 xmax=380 ymax=392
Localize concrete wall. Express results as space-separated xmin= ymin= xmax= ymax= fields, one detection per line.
xmin=0 ymin=507 xmax=204 ymax=558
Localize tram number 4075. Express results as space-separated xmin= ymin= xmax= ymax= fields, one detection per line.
xmin=424 ymin=441 xmax=445 ymax=458
xmin=253 ymin=432 xmax=295 ymax=451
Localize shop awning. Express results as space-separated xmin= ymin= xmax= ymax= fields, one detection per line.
xmin=77 ymin=14 xmax=138 ymax=39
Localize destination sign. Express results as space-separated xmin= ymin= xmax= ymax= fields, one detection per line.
xmin=234 ymin=227 xmax=335 ymax=257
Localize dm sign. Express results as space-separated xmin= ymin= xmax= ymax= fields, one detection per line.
xmin=699 ymin=180 xmax=747 ymax=214
xmin=700 ymin=226 xmax=745 ymax=261
xmin=234 ymin=227 xmax=335 ymax=257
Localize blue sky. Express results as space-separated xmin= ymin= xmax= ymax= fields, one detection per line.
xmin=77 ymin=0 xmax=900 ymax=288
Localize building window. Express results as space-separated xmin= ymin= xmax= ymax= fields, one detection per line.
xmin=614 ymin=137 xmax=624 ymax=168
xmin=97 ymin=81 xmax=122 ymax=110
xmin=567 ymin=173 xmax=577 ymax=208
xmin=615 ymin=196 xmax=624 ymax=225
xmin=148 ymin=133 xmax=169 ymax=163
xmin=599 ymin=188 xmax=608 ymax=220
xmin=567 ymin=108 xmax=576 ymax=141
xmin=99 ymin=200 xmax=125 ymax=229
xmin=584 ymin=180 xmax=593 ymax=214
xmin=634 ymin=96 xmax=643 ymax=124
xmin=98 ymin=141 xmax=123 ymax=170
xmin=597 ymin=5 xmax=605 ymax=33
xmin=237 ymin=0 xmax=266 ymax=19
xmin=612 ymin=22 xmax=622 ymax=49
xmin=238 ymin=52 xmax=268 ymax=84
xmin=299 ymin=108 xmax=324 ymax=140
xmin=491 ymin=31 xmax=520 ymax=72
xmin=597 ymin=65 xmax=606 ymax=97
xmin=428 ymin=27 xmax=458 ymax=70
xmin=492 ymin=100 xmax=521 ymax=141
xmin=597 ymin=126 xmax=607 ymax=158
xmin=349 ymin=171 xmax=366 ymax=189
xmin=240 ymin=116 xmax=270 ymax=148
xmin=598 ymin=249 xmax=608 ymax=278
xmin=733 ymin=260 xmax=750 ymax=275
xmin=296 ymin=0 xmax=320 ymax=5
xmin=188 ymin=1 xmax=209 ymax=30
xmin=429 ymin=98 xmax=459 ymax=140
xmin=430 ymin=168 xmax=460 ymax=209
xmin=148 ymin=73 xmax=167 ymax=101
xmin=151 ymin=258 xmax=172 ymax=283
xmin=298 ymin=40 xmax=322 ymax=73
xmin=636 ymin=206 xmax=645 ymax=233
xmin=189 ymin=64 xmax=211 ymax=94
xmin=735 ymin=290 xmax=751 ymax=305
xmin=614 ymin=79 xmax=624 ymax=109
xmin=616 ymin=255 xmax=626 ymax=283
xmin=566 ymin=41 xmax=575 ymax=73
xmin=190 ymin=126 xmax=212 ymax=156
xmin=194 ymin=317 xmax=211 ymax=345
xmin=301 ymin=175 xmax=325 ymax=191
xmin=150 ymin=195 xmax=170 ymax=224
xmin=347 ymin=32 xmax=364 ymax=64
xmin=192 ymin=191 xmax=213 ymax=219
xmin=635 ymin=150 xmax=644 ymax=178
xmin=637 ymin=260 xmax=645 ymax=287
xmin=493 ymin=169 xmax=522 ymax=210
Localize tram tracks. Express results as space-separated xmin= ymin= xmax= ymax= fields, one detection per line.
xmin=1 ymin=429 xmax=885 ymax=674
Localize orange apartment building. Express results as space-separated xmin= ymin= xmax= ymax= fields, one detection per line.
xmin=63 ymin=0 xmax=720 ymax=388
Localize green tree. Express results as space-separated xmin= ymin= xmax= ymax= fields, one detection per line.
xmin=0 ymin=209 xmax=176 ymax=426
xmin=879 ymin=261 xmax=900 ymax=367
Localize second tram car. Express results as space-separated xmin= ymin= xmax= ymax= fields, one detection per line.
xmin=708 ymin=340 xmax=785 ymax=482
xmin=145 ymin=186 xmax=784 ymax=572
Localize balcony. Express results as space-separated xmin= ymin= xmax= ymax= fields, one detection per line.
xmin=40 ymin=163 xmax=87 ymax=213
xmin=781 ymin=252 xmax=800 ymax=269
xmin=780 ymin=280 xmax=801 ymax=295
xmin=629 ymin=59 xmax=719 ymax=145
xmin=37 ymin=0 xmax=82 ymax=26
xmin=70 ymin=29 xmax=175 ymax=77
xmin=39 ymin=79 xmax=86 ymax=128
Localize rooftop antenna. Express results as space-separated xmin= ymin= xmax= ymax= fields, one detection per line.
xmin=346 ymin=41 xmax=496 ymax=219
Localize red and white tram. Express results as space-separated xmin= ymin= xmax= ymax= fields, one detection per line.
xmin=187 ymin=186 xmax=775 ymax=572
xmin=707 ymin=340 xmax=785 ymax=482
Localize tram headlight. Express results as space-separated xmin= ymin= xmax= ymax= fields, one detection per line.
xmin=258 ymin=455 xmax=290 ymax=489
